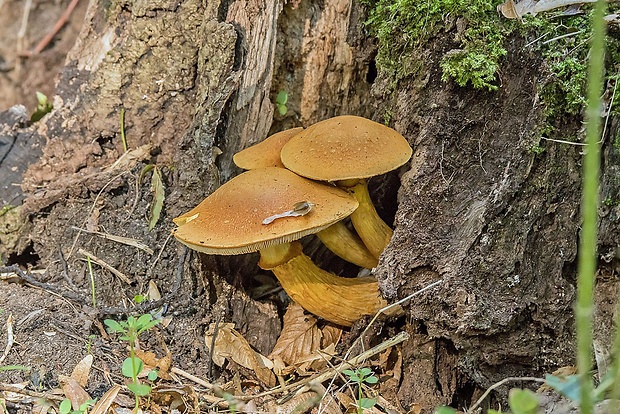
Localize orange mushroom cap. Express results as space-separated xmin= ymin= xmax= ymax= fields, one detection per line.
xmin=172 ymin=167 xmax=358 ymax=255
xmin=233 ymin=127 xmax=303 ymax=170
xmin=280 ymin=115 xmax=412 ymax=181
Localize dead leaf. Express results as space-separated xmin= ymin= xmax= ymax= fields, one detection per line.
xmin=205 ymin=323 xmax=275 ymax=386
xmin=269 ymin=303 xmax=322 ymax=365
xmin=269 ymin=303 xmax=342 ymax=374
xmin=59 ymin=375 xmax=91 ymax=410
xmin=148 ymin=167 xmax=165 ymax=231
xmin=148 ymin=280 xmax=161 ymax=300
xmin=70 ymin=355 xmax=93 ymax=387
xmin=498 ymin=0 xmax=596 ymax=19
xmin=134 ymin=348 xmax=172 ymax=380
xmin=150 ymin=385 xmax=200 ymax=412
xmin=90 ymin=385 xmax=121 ymax=414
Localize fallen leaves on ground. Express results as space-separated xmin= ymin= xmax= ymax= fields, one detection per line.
xmin=269 ymin=302 xmax=342 ymax=376
xmin=205 ymin=322 xmax=276 ymax=386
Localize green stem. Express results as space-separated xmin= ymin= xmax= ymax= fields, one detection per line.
xmin=129 ymin=332 xmax=140 ymax=412
xmin=577 ymin=1 xmax=606 ymax=413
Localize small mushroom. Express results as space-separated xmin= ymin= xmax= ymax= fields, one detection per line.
xmin=280 ymin=115 xmax=412 ymax=259
xmin=172 ymin=167 xmax=387 ymax=327
xmin=233 ymin=128 xmax=303 ymax=169
xmin=233 ymin=128 xmax=378 ymax=269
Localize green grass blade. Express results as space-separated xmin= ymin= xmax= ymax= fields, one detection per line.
xmin=576 ymin=1 xmax=606 ymax=413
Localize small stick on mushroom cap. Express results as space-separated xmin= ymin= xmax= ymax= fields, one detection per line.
xmin=281 ymin=115 xmax=412 ymax=259
xmin=172 ymin=167 xmax=388 ymax=326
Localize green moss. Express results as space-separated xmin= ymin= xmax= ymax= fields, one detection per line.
xmin=362 ymin=0 xmax=509 ymax=90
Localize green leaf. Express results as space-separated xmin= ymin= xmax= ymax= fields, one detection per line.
xmin=148 ymin=167 xmax=165 ymax=231
xmin=277 ymin=104 xmax=287 ymax=116
xmin=342 ymin=369 xmax=355 ymax=378
xmin=31 ymin=92 xmax=53 ymax=122
xmin=136 ymin=313 xmax=154 ymax=328
xmin=276 ymin=90 xmax=288 ymax=105
xmin=359 ymin=367 xmax=372 ymax=377
xmin=133 ymin=294 xmax=146 ymax=304
xmin=0 ymin=365 xmax=30 ymax=372
xmin=103 ymin=319 xmax=124 ymax=333
xmin=35 ymin=91 xmax=48 ymax=106
xmin=122 ymin=357 xmax=144 ymax=378
xmin=508 ymin=388 xmax=539 ymax=414
xmin=147 ymin=369 xmax=159 ymax=381
xmin=59 ymin=399 xmax=72 ymax=414
xmin=364 ymin=375 xmax=378 ymax=384
xmin=435 ymin=407 xmax=457 ymax=414
xmin=544 ymin=374 xmax=582 ymax=403
xmin=360 ymin=398 xmax=377 ymax=409
xmin=127 ymin=382 xmax=152 ymax=397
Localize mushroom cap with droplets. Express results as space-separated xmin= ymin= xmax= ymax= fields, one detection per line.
xmin=280 ymin=115 xmax=412 ymax=182
xmin=233 ymin=127 xmax=303 ymax=170
xmin=172 ymin=167 xmax=358 ymax=255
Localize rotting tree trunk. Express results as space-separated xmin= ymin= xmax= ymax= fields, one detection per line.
xmin=3 ymin=0 xmax=620 ymax=412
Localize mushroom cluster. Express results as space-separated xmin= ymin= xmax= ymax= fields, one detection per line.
xmin=173 ymin=115 xmax=411 ymax=327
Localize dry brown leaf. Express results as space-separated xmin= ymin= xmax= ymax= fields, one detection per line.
xmin=134 ymin=348 xmax=172 ymax=380
xmin=205 ymin=323 xmax=275 ymax=386
xmin=90 ymin=385 xmax=121 ymax=414
xmin=498 ymin=0 xmax=596 ymax=19
xmin=59 ymin=375 xmax=91 ymax=410
xmin=269 ymin=303 xmax=322 ymax=365
xmin=269 ymin=303 xmax=342 ymax=374
xmin=150 ymin=384 xmax=200 ymax=412
xmin=148 ymin=280 xmax=162 ymax=300
xmin=70 ymin=354 xmax=93 ymax=387
xmin=321 ymin=323 xmax=342 ymax=348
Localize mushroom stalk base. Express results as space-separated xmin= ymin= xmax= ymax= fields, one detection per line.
xmin=339 ymin=179 xmax=394 ymax=259
xmin=259 ymin=242 xmax=387 ymax=327
xmin=317 ymin=222 xmax=378 ymax=269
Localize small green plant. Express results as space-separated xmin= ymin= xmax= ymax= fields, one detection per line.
xmin=86 ymin=255 xmax=96 ymax=308
xmin=58 ymin=398 xmax=96 ymax=414
xmin=275 ymin=90 xmax=288 ymax=116
xmin=343 ymin=367 xmax=378 ymax=413
xmin=31 ymin=91 xmax=53 ymax=122
xmin=120 ymin=107 xmax=128 ymax=152
xmin=104 ymin=314 xmax=160 ymax=411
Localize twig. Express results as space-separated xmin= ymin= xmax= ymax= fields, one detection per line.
xmin=0 ymin=265 xmax=172 ymax=316
xmin=0 ymin=314 xmax=14 ymax=364
xmin=0 ymin=384 xmax=64 ymax=401
xmin=170 ymin=367 xmax=213 ymax=389
xmin=17 ymin=0 xmax=33 ymax=58
xmin=67 ymin=171 xmax=128 ymax=260
xmin=71 ymin=226 xmax=154 ymax=255
xmin=21 ymin=0 xmax=80 ymax=56
xmin=150 ymin=233 xmax=173 ymax=272
xmin=236 ymin=331 xmax=410 ymax=402
xmin=58 ymin=247 xmax=79 ymax=290
xmin=318 ymin=279 xmax=443 ymax=413
xmin=78 ymin=248 xmax=133 ymax=285
xmin=466 ymin=376 xmax=546 ymax=413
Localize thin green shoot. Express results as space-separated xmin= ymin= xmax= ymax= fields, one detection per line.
xmin=576 ymin=1 xmax=606 ymax=414
xmin=86 ymin=255 xmax=96 ymax=308
xmin=120 ymin=108 xmax=128 ymax=152
xmin=104 ymin=314 xmax=160 ymax=412
xmin=343 ymin=367 xmax=378 ymax=413
xmin=0 ymin=365 xmax=30 ymax=372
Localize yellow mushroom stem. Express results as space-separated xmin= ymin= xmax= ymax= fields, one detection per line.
xmin=338 ymin=179 xmax=393 ymax=259
xmin=316 ymin=222 xmax=378 ymax=269
xmin=258 ymin=241 xmax=387 ymax=327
